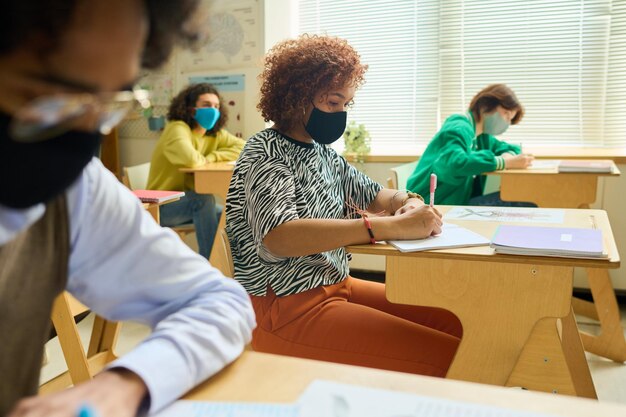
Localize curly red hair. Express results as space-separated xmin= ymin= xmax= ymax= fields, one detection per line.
xmin=258 ymin=34 xmax=368 ymax=131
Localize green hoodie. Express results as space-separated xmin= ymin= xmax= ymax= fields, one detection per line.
xmin=406 ymin=112 xmax=520 ymax=205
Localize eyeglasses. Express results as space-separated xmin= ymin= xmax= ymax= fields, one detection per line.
xmin=9 ymin=88 xmax=151 ymax=142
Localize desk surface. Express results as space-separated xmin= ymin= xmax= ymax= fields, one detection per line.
xmin=349 ymin=206 xmax=620 ymax=269
xmin=180 ymin=162 xmax=236 ymax=173
xmin=488 ymin=160 xmax=621 ymax=176
xmin=184 ymin=351 xmax=626 ymax=417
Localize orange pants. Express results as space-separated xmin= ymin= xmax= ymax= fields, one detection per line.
xmin=250 ymin=276 xmax=462 ymax=377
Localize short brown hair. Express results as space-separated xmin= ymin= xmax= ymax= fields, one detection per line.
xmin=469 ymin=84 xmax=524 ymax=125
xmin=167 ymin=83 xmax=228 ymax=135
xmin=257 ymin=34 xmax=368 ymax=131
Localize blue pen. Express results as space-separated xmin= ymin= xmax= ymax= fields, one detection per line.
xmin=77 ymin=404 xmax=99 ymax=417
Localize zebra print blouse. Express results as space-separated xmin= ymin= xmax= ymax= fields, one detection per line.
xmin=225 ymin=128 xmax=383 ymax=296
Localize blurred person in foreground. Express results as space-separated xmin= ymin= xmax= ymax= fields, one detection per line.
xmin=0 ymin=1 xmax=255 ymax=416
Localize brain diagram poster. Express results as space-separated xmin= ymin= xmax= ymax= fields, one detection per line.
xmin=178 ymin=0 xmax=262 ymax=71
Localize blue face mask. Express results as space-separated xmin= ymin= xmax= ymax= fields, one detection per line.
xmin=194 ymin=107 xmax=220 ymax=130
xmin=482 ymin=111 xmax=510 ymax=136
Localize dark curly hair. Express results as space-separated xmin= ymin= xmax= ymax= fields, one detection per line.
xmin=258 ymin=34 xmax=368 ymax=131
xmin=167 ymin=83 xmax=228 ymax=135
xmin=0 ymin=0 xmax=200 ymax=69
xmin=469 ymin=84 xmax=525 ymax=125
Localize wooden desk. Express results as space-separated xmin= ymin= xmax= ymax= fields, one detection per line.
xmin=488 ymin=162 xmax=626 ymax=363
xmin=185 ymin=351 xmax=626 ymax=417
xmin=141 ymin=198 xmax=181 ymax=225
xmin=348 ymin=207 xmax=620 ymax=398
xmin=180 ymin=163 xmax=235 ymax=272
xmin=487 ymin=160 xmax=620 ymax=209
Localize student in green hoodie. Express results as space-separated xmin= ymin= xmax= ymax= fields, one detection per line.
xmin=407 ymin=84 xmax=535 ymax=206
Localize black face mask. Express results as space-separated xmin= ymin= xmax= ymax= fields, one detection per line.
xmin=304 ymin=107 xmax=347 ymax=145
xmin=0 ymin=112 xmax=102 ymax=209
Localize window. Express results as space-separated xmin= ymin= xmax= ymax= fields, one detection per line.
xmin=299 ymin=0 xmax=626 ymax=154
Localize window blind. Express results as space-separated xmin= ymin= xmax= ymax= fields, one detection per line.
xmin=299 ymin=0 xmax=626 ymax=153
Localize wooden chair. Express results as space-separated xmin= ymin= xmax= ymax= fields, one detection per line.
xmin=387 ymin=160 xmax=418 ymax=189
xmin=123 ymin=162 xmax=195 ymax=239
xmin=212 ymin=229 xmax=234 ymax=278
xmin=40 ymin=294 xmax=120 ymax=393
xmin=211 ymin=229 xmax=253 ymax=352
xmin=387 ymin=160 xmax=501 ymax=196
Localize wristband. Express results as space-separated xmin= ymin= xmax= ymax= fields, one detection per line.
xmin=362 ymin=215 xmax=376 ymax=244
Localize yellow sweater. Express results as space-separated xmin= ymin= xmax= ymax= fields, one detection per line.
xmin=147 ymin=121 xmax=245 ymax=191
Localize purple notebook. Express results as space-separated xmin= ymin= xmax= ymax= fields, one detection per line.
xmin=491 ymin=225 xmax=606 ymax=258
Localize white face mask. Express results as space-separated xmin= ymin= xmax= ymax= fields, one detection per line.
xmin=482 ymin=111 xmax=510 ymax=136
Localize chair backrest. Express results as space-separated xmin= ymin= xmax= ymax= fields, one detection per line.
xmin=123 ymin=162 xmax=151 ymax=190
xmin=387 ymin=160 xmax=419 ymax=189
xmin=212 ymin=229 xmax=235 ymax=278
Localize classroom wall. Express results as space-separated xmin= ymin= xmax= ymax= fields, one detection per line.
xmin=119 ymin=0 xmax=270 ymax=169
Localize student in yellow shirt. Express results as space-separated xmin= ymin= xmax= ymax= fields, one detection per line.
xmin=148 ymin=83 xmax=245 ymax=258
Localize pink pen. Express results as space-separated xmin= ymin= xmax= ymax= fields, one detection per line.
xmin=429 ymin=173 xmax=437 ymax=207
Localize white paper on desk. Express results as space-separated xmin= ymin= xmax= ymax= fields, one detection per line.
xmin=151 ymin=400 xmax=299 ymax=417
xmin=298 ymin=380 xmax=559 ymax=417
xmin=527 ymin=159 xmax=560 ymax=170
xmin=445 ymin=207 xmax=565 ymax=224
xmin=387 ymin=223 xmax=489 ymax=252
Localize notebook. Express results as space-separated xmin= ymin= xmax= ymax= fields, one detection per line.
xmin=491 ymin=225 xmax=607 ymax=259
xmin=132 ymin=189 xmax=185 ymax=204
xmin=557 ymin=159 xmax=614 ymax=173
xmin=388 ymin=223 xmax=490 ymax=253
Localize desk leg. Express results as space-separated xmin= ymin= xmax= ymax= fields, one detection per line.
xmin=385 ymin=256 xmax=593 ymax=396
xmin=572 ymin=268 xmax=626 ymax=362
xmin=146 ymin=204 xmax=160 ymax=223
xmin=507 ymin=308 xmax=597 ymax=399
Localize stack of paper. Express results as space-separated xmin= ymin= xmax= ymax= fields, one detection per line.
xmin=388 ymin=223 xmax=490 ymax=253
xmin=132 ymin=190 xmax=185 ymax=204
xmin=491 ymin=225 xmax=607 ymax=259
xmin=557 ymin=159 xmax=613 ymax=173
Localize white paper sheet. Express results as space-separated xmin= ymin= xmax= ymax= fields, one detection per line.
xmin=387 ymin=223 xmax=489 ymax=252
xmin=445 ymin=207 xmax=565 ymax=224
xmin=298 ymin=380 xmax=559 ymax=417
xmin=151 ymin=401 xmax=299 ymax=417
xmin=527 ymin=159 xmax=560 ymax=170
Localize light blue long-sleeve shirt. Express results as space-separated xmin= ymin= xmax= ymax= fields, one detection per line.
xmin=0 ymin=158 xmax=255 ymax=412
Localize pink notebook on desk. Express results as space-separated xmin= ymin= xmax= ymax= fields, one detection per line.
xmin=132 ymin=190 xmax=185 ymax=204
xmin=558 ymin=160 xmax=613 ymax=173
xmin=491 ymin=225 xmax=606 ymax=259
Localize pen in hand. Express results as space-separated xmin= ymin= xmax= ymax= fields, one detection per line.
xmin=429 ymin=173 xmax=437 ymax=207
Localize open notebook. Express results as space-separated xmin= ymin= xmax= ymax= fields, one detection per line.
xmin=491 ymin=225 xmax=607 ymax=259
xmin=388 ymin=223 xmax=490 ymax=253
xmin=132 ymin=190 xmax=185 ymax=204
